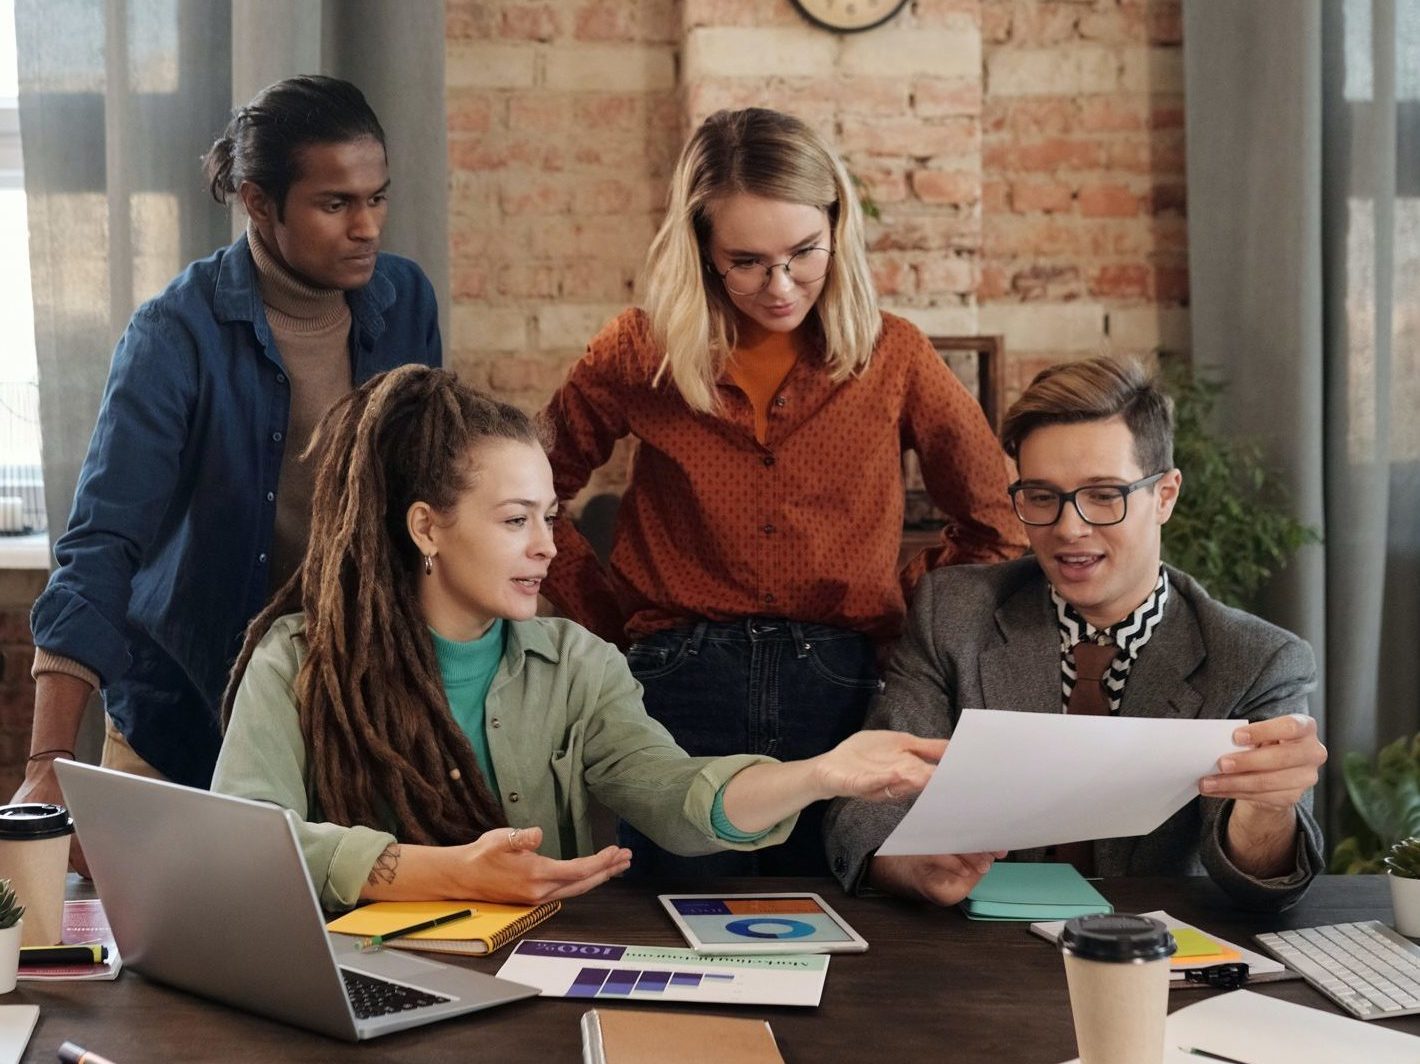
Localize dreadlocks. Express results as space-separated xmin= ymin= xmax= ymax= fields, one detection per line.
xmin=221 ymin=366 xmax=545 ymax=845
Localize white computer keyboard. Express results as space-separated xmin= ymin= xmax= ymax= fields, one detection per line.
xmin=1255 ymin=920 xmax=1420 ymax=1020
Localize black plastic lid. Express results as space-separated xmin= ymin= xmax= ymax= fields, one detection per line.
xmin=1060 ymin=914 xmax=1176 ymax=963
xmin=0 ymin=804 xmax=74 ymax=841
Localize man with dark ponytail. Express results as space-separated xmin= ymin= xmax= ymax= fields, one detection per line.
xmin=18 ymin=76 xmax=440 ymax=872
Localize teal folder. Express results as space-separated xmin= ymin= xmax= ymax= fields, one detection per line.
xmin=962 ymin=862 xmax=1113 ymax=922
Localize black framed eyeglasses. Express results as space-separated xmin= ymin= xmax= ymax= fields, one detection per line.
xmin=1179 ymin=962 xmax=1249 ymax=990
xmin=710 ymin=246 xmax=833 ymax=295
xmin=1007 ymin=471 xmax=1167 ymax=527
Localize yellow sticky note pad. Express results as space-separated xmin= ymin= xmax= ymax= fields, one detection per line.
xmin=1171 ymin=927 xmax=1241 ymax=965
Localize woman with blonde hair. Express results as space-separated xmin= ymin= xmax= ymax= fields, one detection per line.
xmin=212 ymin=366 xmax=945 ymax=909
xmin=542 ymin=108 xmax=1024 ymax=879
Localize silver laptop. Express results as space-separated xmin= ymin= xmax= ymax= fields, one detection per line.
xmin=55 ymin=760 xmax=540 ymax=1041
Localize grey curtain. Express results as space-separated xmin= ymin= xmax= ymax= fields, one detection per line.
xmin=17 ymin=0 xmax=448 ymax=543
xmin=1184 ymin=0 xmax=1420 ymax=841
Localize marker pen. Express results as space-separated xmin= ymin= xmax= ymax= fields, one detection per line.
xmin=19 ymin=944 xmax=108 ymax=966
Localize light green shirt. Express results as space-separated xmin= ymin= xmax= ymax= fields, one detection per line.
xmin=212 ymin=613 xmax=795 ymax=911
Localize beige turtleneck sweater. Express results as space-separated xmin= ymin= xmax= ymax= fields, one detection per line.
xmin=35 ymin=224 xmax=355 ymax=689
xmin=245 ymin=221 xmax=354 ymax=595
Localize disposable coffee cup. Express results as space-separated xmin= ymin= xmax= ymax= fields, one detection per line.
xmin=0 ymin=804 xmax=74 ymax=946
xmin=1060 ymin=913 xmax=1176 ymax=1064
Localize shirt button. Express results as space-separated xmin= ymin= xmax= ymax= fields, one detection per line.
xmin=266 ymin=491 xmax=275 ymax=502
xmin=773 ymin=396 xmax=787 ymax=407
xmin=762 ymin=454 xmax=775 ymax=467
xmin=762 ymin=524 xmax=775 ymax=535
xmin=257 ymin=553 xmax=267 ymax=563
xmin=276 ymin=373 xmax=287 ymax=384
xmin=763 ymin=592 xmax=776 ymax=604
xmin=272 ymin=431 xmax=283 ymax=442
xmin=490 ymin=718 xmax=501 ymax=729
xmin=508 ymin=792 xmax=520 ymax=803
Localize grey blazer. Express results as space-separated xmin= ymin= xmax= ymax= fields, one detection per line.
xmin=824 ymin=557 xmax=1323 ymax=911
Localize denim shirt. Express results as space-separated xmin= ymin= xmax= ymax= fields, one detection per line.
xmin=30 ymin=235 xmax=441 ymax=787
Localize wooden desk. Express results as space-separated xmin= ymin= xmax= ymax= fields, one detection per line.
xmin=14 ymin=876 xmax=1417 ymax=1061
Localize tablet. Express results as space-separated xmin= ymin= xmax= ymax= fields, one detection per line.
xmin=658 ymin=892 xmax=869 ymax=955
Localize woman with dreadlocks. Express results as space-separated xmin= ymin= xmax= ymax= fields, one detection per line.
xmin=211 ymin=366 xmax=945 ymax=910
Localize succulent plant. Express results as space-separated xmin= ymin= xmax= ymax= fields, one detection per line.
xmin=1385 ymin=837 xmax=1420 ymax=881
xmin=0 ymin=880 xmax=24 ymax=931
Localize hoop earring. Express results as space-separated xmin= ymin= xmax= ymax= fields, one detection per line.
xmin=423 ymin=554 xmax=434 ymax=576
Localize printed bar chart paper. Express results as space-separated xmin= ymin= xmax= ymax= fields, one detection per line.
xmin=495 ymin=940 xmax=828 ymax=1007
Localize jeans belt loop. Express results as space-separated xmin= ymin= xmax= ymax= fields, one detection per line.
xmin=686 ymin=620 xmax=709 ymax=655
xmin=787 ymin=620 xmax=811 ymax=658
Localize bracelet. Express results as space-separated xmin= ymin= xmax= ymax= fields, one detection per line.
xmin=26 ymin=749 xmax=75 ymax=763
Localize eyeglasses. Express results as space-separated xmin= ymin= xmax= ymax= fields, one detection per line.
xmin=1179 ymin=962 xmax=1249 ymax=990
xmin=1007 ymin=472 xmax=1167 ymax=527
xmin=710 ymin=246 xmax=833 ymax=295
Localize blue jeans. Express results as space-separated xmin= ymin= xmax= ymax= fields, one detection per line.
xmin=621 ymin=619 xmax=879 ymax=879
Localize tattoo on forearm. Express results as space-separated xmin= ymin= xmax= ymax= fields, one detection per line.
xmin=367 ymin=843 xmax=401 ymax=886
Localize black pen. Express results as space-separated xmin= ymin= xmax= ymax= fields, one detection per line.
xmin=1179 ymin=1047 xmax=1250 ymax=1063
xmin=357 ymin=908 xmax=475 ymax=951
xmin=20 ymin=944 xmax=108 ymax=967
xmin=58 ymin=1042 xmax=117 ymax=1064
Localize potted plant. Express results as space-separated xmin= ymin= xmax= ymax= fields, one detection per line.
xmin=0 ymin=879 xmax=25 ymax=993
xmin=1384 ymin=838 xmax=1420 ymax=937
xmin=1158 ymin=360 xmax=1322 ymax=608
xmin=1330 ymin=733 xmax=1420 ymax=874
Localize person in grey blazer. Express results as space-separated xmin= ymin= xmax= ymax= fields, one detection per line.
xmin=825 ymin=356 xmax=1327 ymax=912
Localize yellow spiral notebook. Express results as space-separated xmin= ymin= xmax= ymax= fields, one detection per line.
xmin=326 ymin=899 xmax=560 ymax=956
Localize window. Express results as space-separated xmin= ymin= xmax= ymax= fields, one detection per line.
xmin=0 ymin=0 xmax=44 ymax=548
xmin=0 ymin=0 xmax=46 ymax=554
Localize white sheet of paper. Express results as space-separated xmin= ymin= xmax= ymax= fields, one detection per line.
xmin=1167 ymin=989 xmax=1420 ymax=1062
xmin=0 ymin=1005 xmax=38 ymax=1064
xmin=1057 ymin=990 xmax=1420 ymax=1063
xmin=878 ymin=709 xmax=1241 ymax=855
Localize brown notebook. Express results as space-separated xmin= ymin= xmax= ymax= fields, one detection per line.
xmin=580 ymin=1009 xmax=785 ymax=1064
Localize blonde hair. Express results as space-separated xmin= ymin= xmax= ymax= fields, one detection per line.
xmin=641 ymin=108 xmax=880 ymax=413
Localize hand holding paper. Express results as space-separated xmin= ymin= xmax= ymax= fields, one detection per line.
xmin=877 ymin=709 xmax=1242 ymax=857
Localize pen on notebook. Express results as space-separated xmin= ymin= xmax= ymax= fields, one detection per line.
xmin=357 ymin=908 xmax=475 ymax=952
xmin=57 ymin=1042 xmax=117 ymax=1064
xmin=1179 ymin=1047 xmax=1250 ymax=1063
xmin=20 ymin=944 xmax=109 ymax=966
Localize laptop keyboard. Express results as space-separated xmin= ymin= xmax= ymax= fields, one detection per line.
xmin=341 ymin=968 xmax=452 ymax=1019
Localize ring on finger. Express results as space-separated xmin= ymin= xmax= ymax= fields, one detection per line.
xmin=884 ymin=784 xmax=898 ymax=800
xmin=507 ymin=827 xmax=521 ymax=851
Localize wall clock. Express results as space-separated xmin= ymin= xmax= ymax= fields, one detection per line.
xmin=790 ymin=0 xmax=911 ymax=34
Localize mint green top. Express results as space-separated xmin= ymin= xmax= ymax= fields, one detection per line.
xmin=431 ymin=620 xmax=504 ymax=796
xmin=212 ymin=613 xmax=796 ymax=911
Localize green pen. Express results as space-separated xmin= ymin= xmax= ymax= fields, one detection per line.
xmin=357 ymin=908 xmax=475 ymax=952
xmin=18 ymin=944 xmax=108 ymax=966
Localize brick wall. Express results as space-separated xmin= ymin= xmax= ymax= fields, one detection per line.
xmin=980 ymin=0 xmax=1189 ymax=393
xmin=445 ymin=0 xmax=1189 ymax=428
xmin=445 ymin=0 xmax=681 ymax=494
xmin=0 ymin=572 xmax=47 ymax=798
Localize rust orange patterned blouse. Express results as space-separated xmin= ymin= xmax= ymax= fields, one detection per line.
xmin=541 ymin=308 xmax=1027 ymax=647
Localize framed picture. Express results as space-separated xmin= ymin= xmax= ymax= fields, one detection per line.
xmin=930 ymin=334 xmax=1006 ymax=434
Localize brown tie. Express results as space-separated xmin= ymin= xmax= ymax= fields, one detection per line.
xmin=1055 ymin=641 xmax=1118 ymax=875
